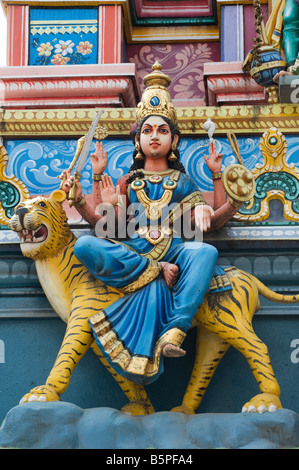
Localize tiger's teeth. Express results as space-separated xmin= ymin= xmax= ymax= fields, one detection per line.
xmin=32 ymin=229 xmax=44 ymax=243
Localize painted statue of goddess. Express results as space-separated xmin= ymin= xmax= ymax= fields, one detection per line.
xmin=59 ymin=62 xmax=243 ymax=385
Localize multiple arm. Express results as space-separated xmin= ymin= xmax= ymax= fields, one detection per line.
xmin=204 ymin=141 xmax=226 ymax=210
xmin=59 ymin=139 xmax=244 ymax=234
xmin=58 ymin=141 xmax=127 ymax=231
xmin=193 ymin=141 xmax=243 ymax=233
xmin=202 ymin=140 xmax=243 ymax=232
xmin=58 ymin=169 xmax=101 ymax=227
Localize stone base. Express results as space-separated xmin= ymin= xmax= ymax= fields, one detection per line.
xmin=0 ymin=402 xmax=298 ymax=449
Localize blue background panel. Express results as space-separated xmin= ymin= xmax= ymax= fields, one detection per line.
xmin=29 ymin=7 xmax=98 ymax=66
xmin=5 ymin=135 xmax=299 ymax=195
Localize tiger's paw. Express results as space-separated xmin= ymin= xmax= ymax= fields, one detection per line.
xmin=171 ymin=405 xmax=195 ymax=415
xmin=121 ymin=401 xmax=155 ymax=416
xmin=19 ymin=385 xmax=60 ymax=404
xmin=242 ymin=393 xmax=282 ymax=413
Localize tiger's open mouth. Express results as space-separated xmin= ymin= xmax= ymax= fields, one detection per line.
xmin=18 ymin=225 xmax=48 ymax=243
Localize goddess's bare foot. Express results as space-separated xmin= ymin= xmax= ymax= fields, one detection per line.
xmin=273 ymin=70 xmax=292 ymax=83
xmin=163 ymin=344 xmax=186 ymax=357
xmin=160 ymin=262 xmax=179 ymax=287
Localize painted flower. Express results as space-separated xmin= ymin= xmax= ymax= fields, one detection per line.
xmin=37 ymin=42 xmax=53 ymax=57
xmin=51 ymin=54 xmax=70 ymax=65
xmin=54 ymin=40 xmax=74 ymax=57
xmin=76 ymin=41 xmax=93 ymax=55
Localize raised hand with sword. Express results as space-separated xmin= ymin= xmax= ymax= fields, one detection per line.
xmin=59 ymin=110 xmax=106 ymax=202
xmin=58 ymin=111 xmax=122 ymax=226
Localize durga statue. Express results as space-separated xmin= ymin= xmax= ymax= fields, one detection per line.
xmin=59 ymin=62 xmax=245 ymax=385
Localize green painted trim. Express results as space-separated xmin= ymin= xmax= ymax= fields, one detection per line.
xmin=0 ymin=181 xmax=20 ymax=220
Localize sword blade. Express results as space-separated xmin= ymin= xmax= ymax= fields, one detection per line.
xmin=75 ymin=110 xmax=105 ymax=174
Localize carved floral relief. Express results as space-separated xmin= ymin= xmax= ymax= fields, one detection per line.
xmin=127 ymin=43 xmax=220 ymax=102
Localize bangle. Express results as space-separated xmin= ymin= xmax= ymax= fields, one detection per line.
xmin=75 ymin=197 xmax=86 ymax=208
xmin=229 ymin=198 xmax=241 ymax=208
xmin=92 ymin=174 xmax=102 ymax=181
xmin=211 ymin=172 xmax=222 ymax=180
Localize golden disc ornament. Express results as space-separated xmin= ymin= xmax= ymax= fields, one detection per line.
xmin=222 ymin=164 xmax=256 ymax=203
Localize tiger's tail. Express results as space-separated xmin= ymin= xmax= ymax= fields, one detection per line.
xmin=246 ymin=271 xmax=299 ymax=304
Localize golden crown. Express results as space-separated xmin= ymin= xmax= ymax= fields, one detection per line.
xmin=135 ymin=61 xmax=177 ymax=126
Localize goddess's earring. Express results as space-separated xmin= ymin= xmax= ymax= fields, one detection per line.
xmin=168 ymin=141 xmax=178 ymax=161
xmin=135 ymin=142 xmax=144 ymax=160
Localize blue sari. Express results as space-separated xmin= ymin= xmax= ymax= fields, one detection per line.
xmin=74 ymin=170 xmax=228 ymax=385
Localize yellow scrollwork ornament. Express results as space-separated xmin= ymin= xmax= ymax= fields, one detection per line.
xmin=234 ymin=127 xmax=299 ymax=223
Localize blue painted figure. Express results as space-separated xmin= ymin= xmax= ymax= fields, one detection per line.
xmin=59 ymin=63 xmax=242 ymax=385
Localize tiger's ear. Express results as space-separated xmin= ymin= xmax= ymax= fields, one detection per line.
xmin=50 ymin=190 xmax=67 ymax=204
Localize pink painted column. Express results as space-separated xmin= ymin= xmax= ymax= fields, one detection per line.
xmin=98 ymin=5 xmax=123 ymax=64
xmin=7 ymin=4 xmax=29 ymax=66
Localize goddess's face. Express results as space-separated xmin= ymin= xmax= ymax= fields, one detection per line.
xmin=137 ymin=116 xmax=177 ymax=160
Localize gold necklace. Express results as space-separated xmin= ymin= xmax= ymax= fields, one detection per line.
xmin=130 ymin=170 xmax=180 ymax=221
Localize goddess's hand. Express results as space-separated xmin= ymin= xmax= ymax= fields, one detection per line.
xmin=204 ymin=141 xmax=223 ymax=174
xmin=57 ymin=170 xmax=82 ymax=203
xmin=58 ymin=170 xmax=71 ymax=194
xmin=194 ymin=204 xmax=214 ymax=232
xmin=90 ymin=141 xmax=108 ymax=175
xmin=100 ymin=174 xmax=121 ymax=206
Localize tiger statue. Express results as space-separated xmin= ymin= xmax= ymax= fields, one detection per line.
xmin=8 ymin=189 xmax=299 ymax=415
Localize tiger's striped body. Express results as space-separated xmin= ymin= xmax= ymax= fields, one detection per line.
xmin=9 ymin=190 xmax=299 ymax=414
xmin=9 ymin=190 xmax=154 ymax=414
xmin=174 ymin=271 xmax=292 ymax=414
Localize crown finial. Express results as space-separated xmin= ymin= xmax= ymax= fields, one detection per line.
xmin=136 ymin=61 xmax=177 ymax=126
xmin=153 ymin=60 xmax=162 ymax=71
xmin=143 ymin=60 xmax=171 ymax=88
